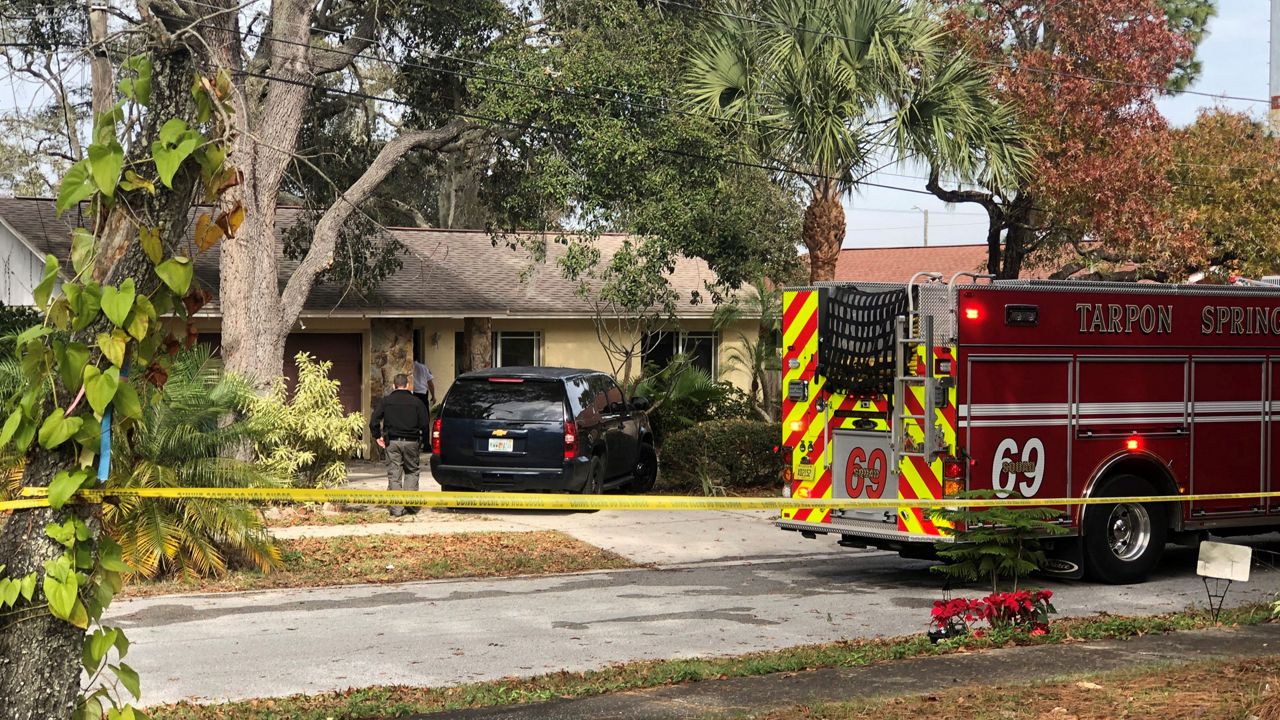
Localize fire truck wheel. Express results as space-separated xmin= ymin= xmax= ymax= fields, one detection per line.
xmin=1083 ymin=475 xmax=1168 ymax=584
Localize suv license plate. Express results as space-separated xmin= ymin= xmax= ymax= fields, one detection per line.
xmin=488 ymin=438 xmax=514 ymax=452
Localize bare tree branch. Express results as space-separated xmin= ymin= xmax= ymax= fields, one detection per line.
xmin=312 ymin=5 xmax=379 ymax=75
xmin=278 ymin=119 xmax=473 ymax=321
xmin=925 ymin=168 xmax=1001 ymax=215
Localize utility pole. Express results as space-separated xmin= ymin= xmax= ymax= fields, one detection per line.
xmin=912 ymin=206 xmax=929 ymax=247
xmin=1271 ymin=0 xmax=1280 ymax=134
xmin=88 ymin=1 xmax=112 ymax=115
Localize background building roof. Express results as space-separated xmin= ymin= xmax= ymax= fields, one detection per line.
xmin=0 ymin=197 xmax=723 ymax=318
xmin=834 ymin=244 xmax=1052 ymax=282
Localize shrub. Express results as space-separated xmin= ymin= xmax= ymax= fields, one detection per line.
xmin=248 ymin=352 xmax=365 ymax=488
xmin=104 ymin=347 xmax=283 ymax=578
xmin=658 ymin=419 xmax=783 ymax=495
xmin=635 ymin=358 xmax=756 ymax=444
xmin=930 ymin=490 xmax=1068 ymax=593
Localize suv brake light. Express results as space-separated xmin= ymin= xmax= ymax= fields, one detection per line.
xmin=564 ymin=420 xmax=578 ymax=459
xmin=431 ymin=417 xmax=442 ymax=455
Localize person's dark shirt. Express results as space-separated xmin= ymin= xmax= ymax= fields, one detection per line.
xmin=371 ymin=389 xmax=429 ymax=440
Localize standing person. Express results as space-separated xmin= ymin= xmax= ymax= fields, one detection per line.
xmin=413 ymin=359 xmax=436 ymax=452
xmin=413 ymin=359 xmax=436 ymax=406
xmin=370 ymin=373 xmax=429 ymax=516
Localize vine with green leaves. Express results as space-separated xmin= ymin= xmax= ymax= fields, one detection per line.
xmin=0 ymin=53 xmax=238 ymax=718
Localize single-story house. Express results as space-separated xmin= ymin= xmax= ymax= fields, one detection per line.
xmin=0 ymin=197 xmax=759 ymax=446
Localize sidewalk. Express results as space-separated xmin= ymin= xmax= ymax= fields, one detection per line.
xmin=413 ymin=623 xmax=1280 ymax=719
xmin=269 ymin=459 xmax=831 ymax=567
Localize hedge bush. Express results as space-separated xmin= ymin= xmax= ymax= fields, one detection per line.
xmin=658 ymin=419 xmax=783 ymax=495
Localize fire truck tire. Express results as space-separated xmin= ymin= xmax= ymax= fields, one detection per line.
xmin=1082 ymin=475 xmax=1168 ymax=584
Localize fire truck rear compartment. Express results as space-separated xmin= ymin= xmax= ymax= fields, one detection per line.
xmin=782 ymin=276 xmax=1280 ymax=583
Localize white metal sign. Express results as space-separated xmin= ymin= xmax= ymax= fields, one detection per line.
xmin=1197 ymin=541 xmax=1252 ymax=583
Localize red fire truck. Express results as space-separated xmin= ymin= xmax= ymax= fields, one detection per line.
xmin=779 ymin=273 xmax=1280 ymax=583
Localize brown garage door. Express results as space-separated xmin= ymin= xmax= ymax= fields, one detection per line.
xmin=199 ymin=332 xmax=363 ymax=414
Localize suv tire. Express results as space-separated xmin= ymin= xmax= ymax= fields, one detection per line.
xmin=624 ymin=443 xmax=657 ymax=494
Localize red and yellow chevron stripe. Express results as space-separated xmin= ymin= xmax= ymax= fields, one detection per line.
xmin=895 ymin=345 xmax=958 ymax=535
xmin=780 ymin=291 xmax=955 ymax=537
xmin=781 ymin=289 xmax=829 ymax=524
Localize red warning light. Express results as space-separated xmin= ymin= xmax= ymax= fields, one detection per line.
xmin=963 ymin=307 xmax=981 ymax=320
xmin=1125 ymin=437 xmax=1141 ymax=452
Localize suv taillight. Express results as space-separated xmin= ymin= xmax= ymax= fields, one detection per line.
xmin=431 ymin=417 xmax=442 ymax=455
xmin=564 ymin=421 xmax=578 ymax=459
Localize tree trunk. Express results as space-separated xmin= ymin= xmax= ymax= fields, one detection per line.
xmin=0 ymin=456 xmax=84 ymax=720
xmin=437 ymin=148 xmax=488 ymax=229
xmin=0 ymin=38 xmax=202 ymax=719
xmin=461 ymin=317 xmax=493 ymax=372
xmin=998 ymin=197 xmax=1038 ymax=280
xmin=1001 ymin=226 xmax=1028 ymax=279
xmin=802 ymin=189 xmax=844 ymax=282
xmin=985 ymin=218 xmax=1003 ymax=276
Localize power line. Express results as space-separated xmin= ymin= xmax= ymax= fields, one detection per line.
xmin=194 ymin=16 xmax=927 ymax=154
xmin=203 ymin=12 xmax=1278 ymax=181
xmin=237 ymin=67 xmax=944 ymax=197
xmin=5 ymin=4 xmax=1273 ymax=179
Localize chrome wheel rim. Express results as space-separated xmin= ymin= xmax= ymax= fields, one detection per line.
xmin=1107 ymin=503 xmax=1151 ymax=561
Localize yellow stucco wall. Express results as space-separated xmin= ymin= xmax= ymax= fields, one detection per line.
xmin=193 ymin=313 xmax=760 ymax=422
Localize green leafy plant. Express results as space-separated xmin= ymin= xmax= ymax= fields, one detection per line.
xmin=930 ymin=491 xmax=1069 ymax=593
xmin=248 ymin=352 xmax=364 ymax=488
xmin=713 ymin=279 xmax=784 ymax=421
xmin=659 ymin=419 xmax=783 ymax=495
xmin=635 ymin=358 xmax=753 ymax=444
xmin=103 ymin=347 xmax=283 ymax=579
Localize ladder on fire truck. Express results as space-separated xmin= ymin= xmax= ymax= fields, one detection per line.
xmin=891 ymin=274 xmax=944 ymax=461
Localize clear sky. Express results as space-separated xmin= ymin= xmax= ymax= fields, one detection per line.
xmin=843 ymin=0 xmax=1273 ymax=250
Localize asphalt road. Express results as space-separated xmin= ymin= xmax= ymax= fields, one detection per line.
xmin=105 ymin=520 xmax=1280 ymax=706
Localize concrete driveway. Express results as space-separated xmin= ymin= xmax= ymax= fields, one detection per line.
xmin=298 ymin=459 xmax=825 ymax=566
xmin=107 ymin=535 xmax=1280 ymax=705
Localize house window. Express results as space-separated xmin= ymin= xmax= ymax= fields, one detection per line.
xmin=642 ymin=331 xmax=717 ymax=375
xmin=493 ymin=331 xmax=541 ymax=367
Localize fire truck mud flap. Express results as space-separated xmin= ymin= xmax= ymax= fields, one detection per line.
xmin=1040 ymin=537 xmax=1085 ymax=579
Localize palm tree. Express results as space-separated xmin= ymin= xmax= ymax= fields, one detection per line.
xmin=103 ymin=347 xmax=284 ymax=579
xmin=686 ymin=0 xmax=1030 ymax=281
xmin=714 ymin=279 xmax=783 ymax=420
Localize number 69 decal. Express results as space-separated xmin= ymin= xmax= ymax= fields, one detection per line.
xmin=845 ymin=447 xmax=888 ymax=499
xmin=991 ymin=437 xmax=1045 ymax=498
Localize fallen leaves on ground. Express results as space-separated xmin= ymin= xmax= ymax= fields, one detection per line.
xmin=761 ymin=656 xmax=1280 ymax=720
xmin=124 ymin=531 xmax=634 ymax=597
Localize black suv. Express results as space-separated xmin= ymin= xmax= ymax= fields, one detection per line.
xmin=430 ymin=367 xmax=657 ymax=494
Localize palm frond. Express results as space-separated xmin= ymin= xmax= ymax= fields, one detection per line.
xmin=104 ymin=347 xmax=283 ymax=579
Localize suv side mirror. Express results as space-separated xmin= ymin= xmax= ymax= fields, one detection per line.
xmin=629 ymin=396 xmax=650 ymax=411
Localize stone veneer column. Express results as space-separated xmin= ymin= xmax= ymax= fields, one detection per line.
xmin=370 ymin=318 xmax=414 ymax=400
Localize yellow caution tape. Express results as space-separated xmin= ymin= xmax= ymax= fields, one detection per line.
xmin=3 ymin=486 xmax=1280 ymax=512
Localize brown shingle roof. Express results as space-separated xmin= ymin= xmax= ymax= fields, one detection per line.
xmin=834 ymin=244 xmax=1052 ymax=282
xmin=0 ymin=197 xmax=721 ymax=318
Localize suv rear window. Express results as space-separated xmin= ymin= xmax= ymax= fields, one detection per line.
xmin=442 ymin=378 xmax=567 ymax=422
